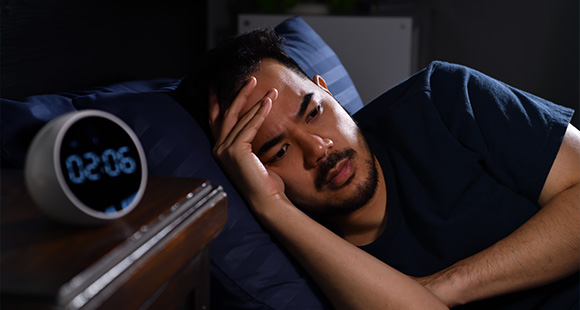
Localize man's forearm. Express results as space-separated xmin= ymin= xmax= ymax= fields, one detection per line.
xmin=254 ymin=194 xmax=448 ymax=310
xmin=418 ymin=183 xmax=580 ymax=307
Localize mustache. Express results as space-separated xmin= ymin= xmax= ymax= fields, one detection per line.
xmin=314 ymin=148 xmax=356 ymax=191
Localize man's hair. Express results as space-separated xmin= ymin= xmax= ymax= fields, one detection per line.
xmin=174 ymin=28 xmax=309 ymax=137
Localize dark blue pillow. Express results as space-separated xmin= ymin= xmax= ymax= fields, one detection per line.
xmin=1 ymin=95 xmax=76 ymax=167
xmin=73 ymin=92 xmax=204 ymax=177
xmin=0 ymin=78 xmax=176 ymax=168
xmin=275 ymin=16 xmax=363 ymax=114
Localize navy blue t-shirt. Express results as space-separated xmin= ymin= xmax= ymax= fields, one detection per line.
xmin=354 ymin=61 xmax=577 ymax=309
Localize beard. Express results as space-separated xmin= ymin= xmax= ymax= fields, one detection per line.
xmin=294 ymin=147 xmax=380 ymax=218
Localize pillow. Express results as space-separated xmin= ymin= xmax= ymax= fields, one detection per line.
xmin=1 ymin=95 xmax=76 ymax=168
xmin=275 ymin=16 xmax=364 ymax=115
xmin=0 ymin=78 xmax=177 ymax=168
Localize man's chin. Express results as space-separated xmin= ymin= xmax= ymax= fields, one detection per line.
xmin=295 ymin=157 xmax=379 ymax=218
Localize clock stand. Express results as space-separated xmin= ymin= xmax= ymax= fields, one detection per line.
xmin=0 ymin=169 xmax=227 ymax=309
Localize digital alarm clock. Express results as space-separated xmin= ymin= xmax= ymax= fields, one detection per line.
xmin=25 ymin=110 xmax=148 ymax=225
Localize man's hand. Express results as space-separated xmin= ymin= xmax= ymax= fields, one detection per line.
xmin=209 ymin=77 xmax=286 ymax=209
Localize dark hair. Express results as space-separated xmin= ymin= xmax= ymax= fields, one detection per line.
xmin=173 ymin=28 xmax=309 ymax=137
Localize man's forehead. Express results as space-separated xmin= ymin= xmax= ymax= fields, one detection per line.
xmin=241 ymin=61 xmax=312 ymax=115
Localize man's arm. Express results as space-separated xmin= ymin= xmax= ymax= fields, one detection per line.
xmin=253 ymin=184 xmax=449 ymax=310
xmin=210 ymin=78 xmax=448 ymax=310
xmin=416 ymin=124 xmax=580 ymax=307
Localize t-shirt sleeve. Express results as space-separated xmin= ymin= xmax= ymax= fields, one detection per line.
xmin=427 ymin=61 xmax=574 ymax=202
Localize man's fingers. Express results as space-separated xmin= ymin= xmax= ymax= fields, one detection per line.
xmin=217 ymin=86 xmax=277 ymax=144
xmin=221 ymin=91 xmax=274 ymax=149
xmin=218 ymin=77 xmax=258 ymax=141
xmin=213 ymin=98 xmax=271 ymax=159
xmin=266 ymin=87 xmax=279 ymax=102
xmin=227 ymin=76 xmax=258 ymax=118
xmin=234 ymin=88 xmax=277 ymax=141
xmin=234 ymin=96 xmax=273 ymax=144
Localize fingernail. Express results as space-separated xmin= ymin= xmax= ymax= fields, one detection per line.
xmin=262 ymin=98 xmax=272 ymax=114
xmin=244 ymin=77 xmax=257 ymax=92
xmin=268 ymin=88 xmax=278 ymax=100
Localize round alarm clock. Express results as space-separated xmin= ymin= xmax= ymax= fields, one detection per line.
xmin=25 ymin=110 xmax=148 ymax=225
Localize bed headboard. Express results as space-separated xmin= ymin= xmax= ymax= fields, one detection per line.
xmin=1 ymin=0 xmax=205 ymax=99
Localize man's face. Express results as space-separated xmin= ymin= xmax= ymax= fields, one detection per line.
xmin=236 ymin=59 xmax=378 ymax=217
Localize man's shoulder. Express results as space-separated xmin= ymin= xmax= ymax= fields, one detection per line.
xmin=352 ymin=61 xmax=448 ymax=119
xmin=426 ymin=60 xmax=481 ymax=76
xmin=426 ymin=60 xmax=470 ymax=72
xmin=424 ymin=60 xmax=495 ymax=93
xmin=353 ymin=61 xmax=501 ymax=122
xmin=358 ymin=60 xmax=475 ymax=107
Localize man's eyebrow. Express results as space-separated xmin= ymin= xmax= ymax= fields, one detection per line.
xmin=256 ymin=93 xmax=313 ymax=158
xmin=257 ymin=133 xmax=285 ymax=157
xmin=296 ymin=92 xmax=314 ymax=120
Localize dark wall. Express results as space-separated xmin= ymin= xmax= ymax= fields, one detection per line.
xmin=427 ymin=0 xmax=579 ymax=125
xmin=209 ymin=0 xmax=578 ymax=125
xmin=1 ymin=0 xmax=205 ymax=99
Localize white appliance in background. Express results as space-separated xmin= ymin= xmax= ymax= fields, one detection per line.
xmin=238 ymin=14 xmax=415 ymax=104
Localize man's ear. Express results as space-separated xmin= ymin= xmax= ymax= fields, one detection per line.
xmin=313 ymin=75 xmax=332 ymax=96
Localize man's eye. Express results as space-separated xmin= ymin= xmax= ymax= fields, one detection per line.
xmin=307 ymin=104 xmax=322 ymax=121
xmin=268 ymin=144 xmax=288 ymax=163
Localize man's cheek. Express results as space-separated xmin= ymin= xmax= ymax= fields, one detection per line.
xmin=283 ymin=180 xmax=307 ymax=202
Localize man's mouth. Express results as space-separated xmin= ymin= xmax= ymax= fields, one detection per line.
xmin=327 ymin=159 xmax=354 ymax=189
xmin=315 ymin=148 xmax=357 ymax=191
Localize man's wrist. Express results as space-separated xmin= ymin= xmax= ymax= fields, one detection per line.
xmin=248 ymin=193 xmax=293 ymax=224
xmin=419 ymin=263 xmax=473 ymax=308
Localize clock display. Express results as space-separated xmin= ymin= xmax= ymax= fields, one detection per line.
xmin=59 ymin=116 xmax=143 ymax=213
xmin=63 ymin=146 xmax=137 ymax=184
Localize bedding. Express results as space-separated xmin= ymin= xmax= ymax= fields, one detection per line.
xmin=1 ymin=16 xmax=362 ymax=309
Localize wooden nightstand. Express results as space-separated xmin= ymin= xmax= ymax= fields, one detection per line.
xmin=0 ymin=169 xmax=227 ymax=309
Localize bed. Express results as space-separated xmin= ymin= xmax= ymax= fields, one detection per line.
xmin=1 ymin=6 xmax=364 ymax=308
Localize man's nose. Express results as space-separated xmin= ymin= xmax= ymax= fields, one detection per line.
xmin=302 ymin=133 xmax=333 ymax=168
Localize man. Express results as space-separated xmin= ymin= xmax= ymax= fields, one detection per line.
xmin=176 ymin=29 xmax=579 ymax=309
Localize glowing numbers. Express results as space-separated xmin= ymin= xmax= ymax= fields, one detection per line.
xmin=64 ymin=146 xmax=137 ymax=184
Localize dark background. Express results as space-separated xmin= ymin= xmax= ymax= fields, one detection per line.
xmin=211 ymin=0 xmax=579 ymax=125
xmin=1 ymin=0 xmax=206 ymax=99
xmin=2 ymin=0 xmax=578 ymax=124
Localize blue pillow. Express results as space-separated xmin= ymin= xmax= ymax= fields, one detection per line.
xmin=0 ymin=78 xmax=176 ymax=168
xmin=275 ymin=16 xmax=364 ymax=115
xmin=1 ymin=95 xmax=76 ymax=167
